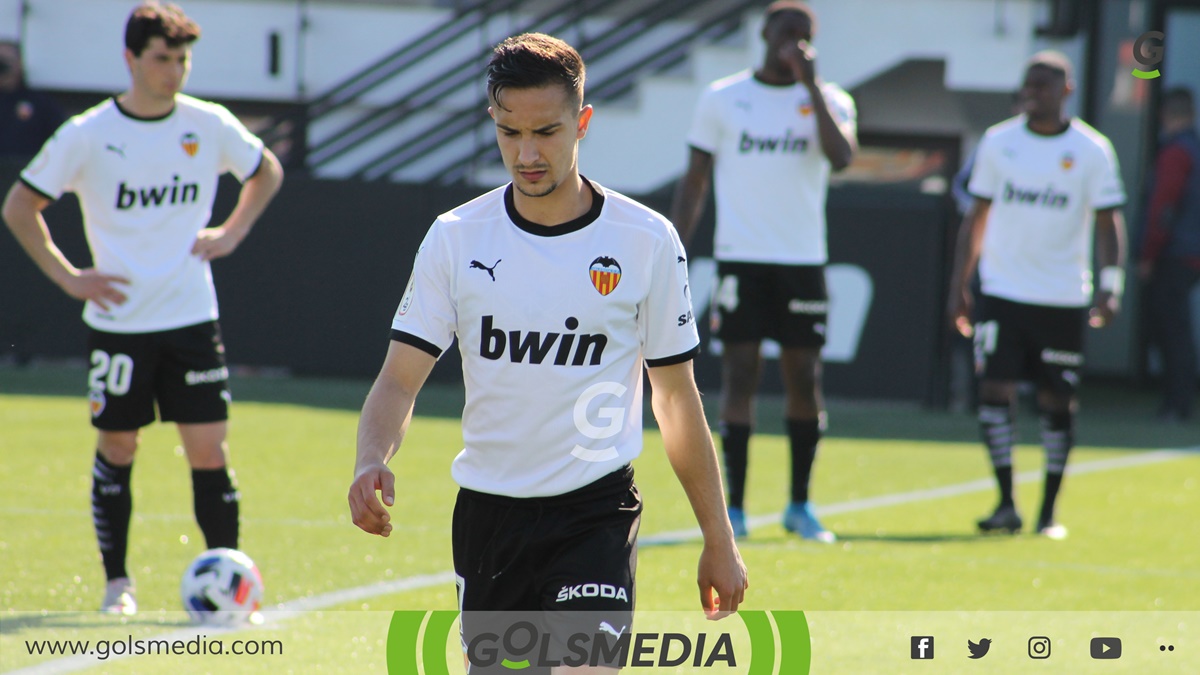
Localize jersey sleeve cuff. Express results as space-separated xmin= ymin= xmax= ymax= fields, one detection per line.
xmin=967 ymin=190 xmax=993 ymax=201
xmin=391 ymin=329 xmax=443 ymax=358
xmin=243 ymin=149 xmax=265 ymax=181
xmin=19 ymin=176 xmax=56 ymax=202
xmin=1093 ymin=200 xmax=1126 ymax=211
xmin=687 ymin=142 xmax=716 ymax=155
xmin=645 ymin=344 xmax=700 ymax=368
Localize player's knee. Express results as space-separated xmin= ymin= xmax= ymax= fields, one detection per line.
xmin=97 ymin=431 xmax=138 ymax=464
xmin=185 ymin=443 xmax=230 ymax=470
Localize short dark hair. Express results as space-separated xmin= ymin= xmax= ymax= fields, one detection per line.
xmin=1162 ymin=87 xmax=1195 ymax=119
xmin=125 ymin=2 xmax=201 ymax=57
xmin=486 ymin=33 xmax=585 ymax=111
xmin=1025 ymin=50 xmax=1074 ymax=82
xmin=764 ymin=1 xmax=817 ymax=33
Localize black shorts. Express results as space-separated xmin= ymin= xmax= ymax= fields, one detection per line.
xmin=453 ymin=465 xmax=640 ymax=673
xmin=710 ymin=262 xmax=827 ymax=348
xmin=973 ymin=295 xmax=1086 ymax=396
xmin=86 ymin=321 xmax=230 ymax=431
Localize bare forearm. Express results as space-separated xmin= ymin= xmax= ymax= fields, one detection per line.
xmin=355 ymin=375 xmax=417 ymax=472
xmin=653 ymin=387 xmax=733 ymax=541
xmin=223 ymin=151 xmax=283 ymax=237
xmin=806 ymin=83 xmax=855 ymax=171
xmin=950 ymin=203 xmax=987 ymax=291
xmin=3 ymin=191 xmax=76 ymax=288
xmin=669 ymin=179 xmax=707 ymax=249
xmin=1094 ymin=210 xmax=1127 ymax=270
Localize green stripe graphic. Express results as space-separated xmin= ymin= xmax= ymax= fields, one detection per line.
xmin=773 ymin=611 xmax=812 ymax=675
xmin=387 ymin=610 xmax=427 ymax=675
xmin=741 ymin=610 xmax=776 ymax=675
xmin=421 ymin=610 xmax=458 ymax=675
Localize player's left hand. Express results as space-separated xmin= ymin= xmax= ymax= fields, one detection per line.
xmin=781 ymin=39 xmax=817 ymax=87
xmin=697 ymin=539 xmax=749 ymax=620
xmin=1088 ymin=291 xmax=1120 ymax=328
xmin=348 ymin=462 xmax=396 ymax=537
xmin=192 ymin=226 xmax=246 ymax=262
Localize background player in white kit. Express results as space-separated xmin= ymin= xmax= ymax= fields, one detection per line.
xmin=348 ymin=33 xmax=747 ymax=673
xmin=2 ymin=2 xmax=283 ymax=614
xmin=670 ymin=1 xmax=856 ymax=542
xmin=948 ymin=51 xmax=1126 ymax=539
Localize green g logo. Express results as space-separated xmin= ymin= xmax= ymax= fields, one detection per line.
xmin=1132 ymin=31 xmax=1164 ymax=79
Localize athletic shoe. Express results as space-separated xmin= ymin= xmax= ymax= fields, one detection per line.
xmin=783 ymin=502 xmax=836 ymax=543
xmin=977 ymin=504 xmax=1022 ymax=534
xmin=1036 ymin=521 xmax=1068 ymax=540
xmin=101 ymin=577 xmax=136 ymax=616
xmin=727 ymin=506 xmax=748 ymax=539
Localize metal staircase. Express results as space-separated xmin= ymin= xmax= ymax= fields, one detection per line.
xmin=272 ymin=0 xmax=762 ymax=183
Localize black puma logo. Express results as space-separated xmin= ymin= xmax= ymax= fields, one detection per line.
xmin=470 ymin=259 xmax=501 ymax=281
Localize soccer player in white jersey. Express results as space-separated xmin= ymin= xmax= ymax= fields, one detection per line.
xmin=670 ymin=1 xmax=856 ymax=542
xmin=947 ymin=52 xmax=1126 ymax=540
xmin=2 ymin=2 xmax=283 ymax=615
xmin=348 ymin=33 xmax=747 ymax=672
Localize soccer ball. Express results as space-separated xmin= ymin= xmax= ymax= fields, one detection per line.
xmin=180 ymin=547 xmax=264 ymax=625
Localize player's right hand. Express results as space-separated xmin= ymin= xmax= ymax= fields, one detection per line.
xmin=348 ymin=463 xmax=396 ymax=537
xmin=947 ymin=285 xmax=974 ymax=338
xmin=63 ymin=268 xmax=130 ymax=311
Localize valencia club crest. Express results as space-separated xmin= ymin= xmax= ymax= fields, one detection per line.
xmin=589 ymin=256 xmax=621 ymax=296
xmin=181 ymin=132 xmax=200 ymax=157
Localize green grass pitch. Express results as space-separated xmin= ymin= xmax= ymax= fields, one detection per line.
xmin=2 ymin=364 xmax=1197 ymax=673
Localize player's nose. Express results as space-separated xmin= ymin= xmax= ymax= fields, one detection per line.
xmin=517 ymin=138 xmax=540 ymax=164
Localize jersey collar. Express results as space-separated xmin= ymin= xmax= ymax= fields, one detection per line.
xmin=112 ymin=95 xmax=176 ymax=122
xmin=504 ymin=176 xmax=604 ymax=237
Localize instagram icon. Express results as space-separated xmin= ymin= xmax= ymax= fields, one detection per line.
xmin=1028 ymin=637 xmax=1052 ymax=659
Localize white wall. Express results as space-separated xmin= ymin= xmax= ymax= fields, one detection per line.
xmin=0 ymin=0 xmax=20 ymax=41
xmin=13 ymin=0 xmax=1077 ymax=191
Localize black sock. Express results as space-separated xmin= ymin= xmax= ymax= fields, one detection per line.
xmin=92 ymin=452 xmax=133 ymax=581
xmin=192 ymin=468 xmax=240 ymax=549
xmin=786 ymin=418 xmax=821 ymax=505
xmin=719 ymin=423 xmax=751 ymax=509
xmin=979 ymin=403 xmax=1016 ymax=507
xmin=1039 ymin=410 xmax=1074 ymax=525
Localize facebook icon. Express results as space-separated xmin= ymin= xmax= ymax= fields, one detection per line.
xmin=911 ymin=636 xmax=935 ymax=659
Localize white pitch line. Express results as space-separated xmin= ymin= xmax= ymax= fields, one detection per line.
xmin=642 ymin=446 xmax=1198 ymax=544
xmin=8 ymin=447 xmax=1196 ymax=674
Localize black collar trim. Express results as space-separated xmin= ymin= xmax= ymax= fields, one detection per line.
xmin=112 ymin=96 xmax=175 ymax=122
xmin=505 ymin=177 xmax=604 ymax=237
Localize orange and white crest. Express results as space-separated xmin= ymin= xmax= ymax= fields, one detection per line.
xmin=181 ymin=132 xmax=200 ymax=157
xmin=589 ymin=256 xmax=622 ymax=296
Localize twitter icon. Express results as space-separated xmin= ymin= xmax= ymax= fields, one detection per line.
xmin=968 ymin=638 xmax=992 ymax=659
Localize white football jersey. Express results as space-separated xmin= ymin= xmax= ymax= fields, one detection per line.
xmin=392 ymin=180 xmax=700 ymax=498
xmin=969 ymin=116 xmax=1125 ymax=307
xmin=687 ymin=71 xmax=856 ymax=264
xmin=21 ymin=95 xmax=264 ymax=332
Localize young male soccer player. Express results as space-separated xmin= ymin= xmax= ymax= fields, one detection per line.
xmin=670 ymin=0 xmax=856 ymax=542
xmin=947 ymin=51 xmax=1126 ymax=540
xmin=349 ymin=32 xmax=748 ymax=672
xmin=2 ymin=2 xmax=283 ymax=614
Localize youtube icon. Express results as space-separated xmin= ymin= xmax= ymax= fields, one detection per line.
xmin=1091 ymin=637 xmax=1122 ymax=660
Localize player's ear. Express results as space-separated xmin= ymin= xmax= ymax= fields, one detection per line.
xmin=123 ymin=49 xmax=135 ymax=71
xmin=577 ymin=104 xmax=593 ymax=139
xmin=487 ymin=106 xmax=496 ymax=120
